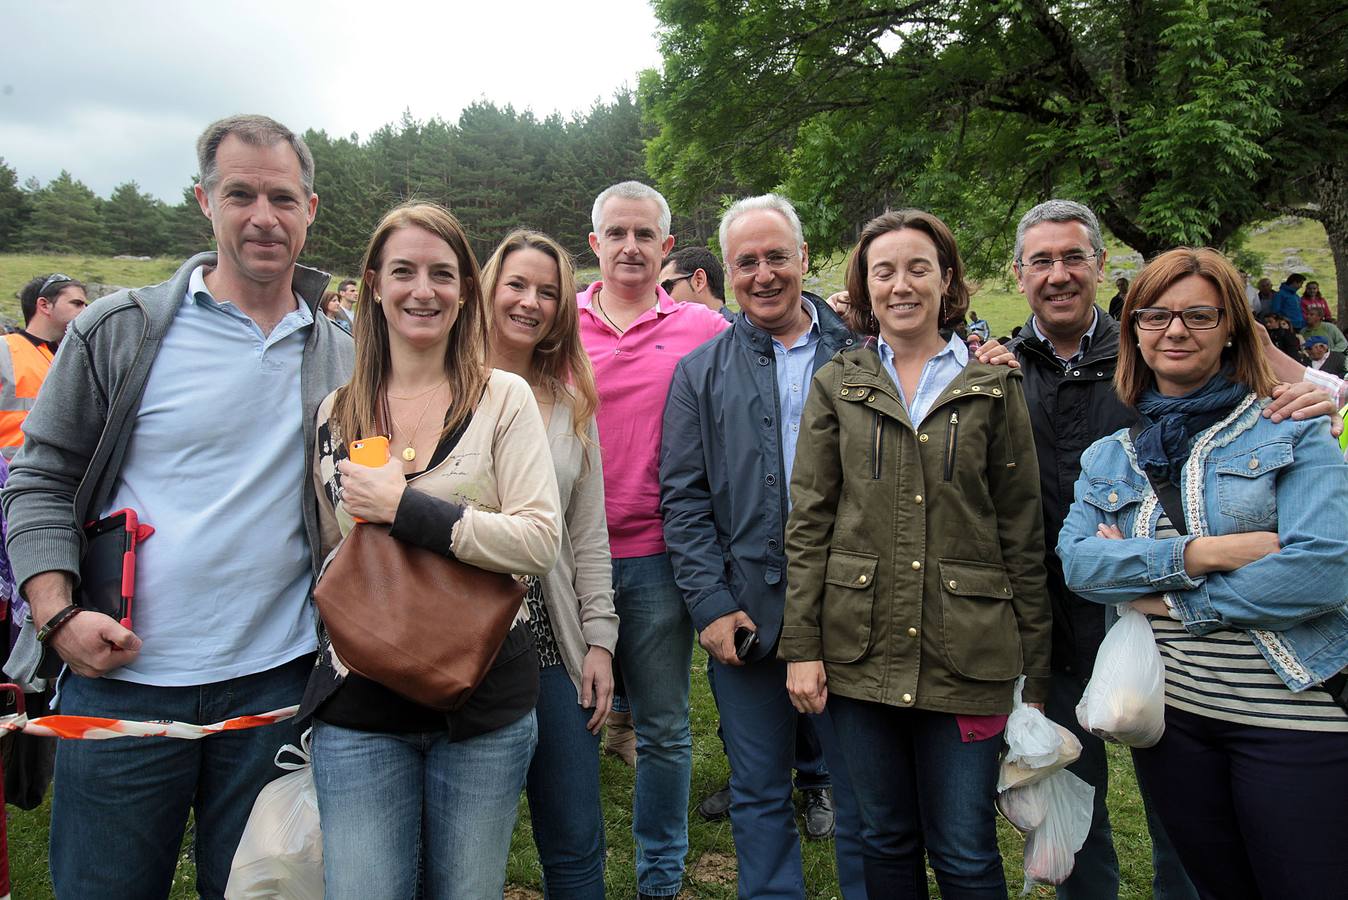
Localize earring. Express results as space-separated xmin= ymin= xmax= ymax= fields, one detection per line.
xmin=1225 ymin=339 xmax=1233 ymax=347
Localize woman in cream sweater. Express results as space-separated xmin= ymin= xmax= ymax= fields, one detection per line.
xmin=304 ymin=203 xmax=561 ymax=900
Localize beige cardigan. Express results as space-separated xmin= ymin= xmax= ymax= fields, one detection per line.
xmin=539 ymin=392 xmax=619 ymax=698
xmin=314 ymin=368 xmax=562 ymax=600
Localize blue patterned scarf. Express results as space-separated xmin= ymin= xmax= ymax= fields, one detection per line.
xmin=1134 ymin=370 xmax=1249 ymax=485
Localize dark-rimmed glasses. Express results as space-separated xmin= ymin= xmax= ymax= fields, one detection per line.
xmin=1018 ymin=252 xmax=1099 ymax=275
xmin=1132 ymin=306 xmax=1225 ymax=331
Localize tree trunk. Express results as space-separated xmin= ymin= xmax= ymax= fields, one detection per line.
xmin=1309 ymin=160 xmax=1348 ymax=324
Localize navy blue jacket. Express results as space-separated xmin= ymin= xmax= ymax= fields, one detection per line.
xmin=659 ymin=294 xmax=856 ymax=661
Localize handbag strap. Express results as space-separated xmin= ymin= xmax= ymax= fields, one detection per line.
xmin=1129 ymin=424 xmax=1188 ymax=536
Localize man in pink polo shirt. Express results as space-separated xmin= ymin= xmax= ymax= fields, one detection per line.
xmin=579 ymin=181 xmax=728 ymax=899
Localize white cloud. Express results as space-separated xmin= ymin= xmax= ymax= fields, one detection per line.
xmin=1 ymin=0 xmax=662 ymax=200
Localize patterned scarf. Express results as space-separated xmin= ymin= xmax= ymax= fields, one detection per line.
xmin=1134 ymin=370 xmax=1249 ymax=485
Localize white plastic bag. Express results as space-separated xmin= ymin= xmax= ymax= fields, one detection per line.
xmin=225 ymin=730 xmax=323 ymax=900
xmin=1019 ymin=770 xmax=1095 ymax=891
xmin=996 ymin=779 xmax=1050 ymax=834
xmin=998 ymin=677 xmax=1083 ymax=792
xmin=1075 ymin=606 xmax=1166 ymax=748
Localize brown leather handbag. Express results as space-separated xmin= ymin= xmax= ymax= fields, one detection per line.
xmin=313 ymin=522 xmax=527 ymax=711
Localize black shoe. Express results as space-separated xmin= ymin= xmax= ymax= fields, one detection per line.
xmin=697 ymin=782 xmax=732 ymax=821
xmin=800 ymin=786 xmax=834 ymax=840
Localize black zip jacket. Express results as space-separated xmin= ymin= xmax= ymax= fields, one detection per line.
xmin=1006 ymin=308 xmax=1139 ymax=676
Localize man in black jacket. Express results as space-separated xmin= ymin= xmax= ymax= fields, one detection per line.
xmin=1003 ymin=200 xmax=1197 ymax=900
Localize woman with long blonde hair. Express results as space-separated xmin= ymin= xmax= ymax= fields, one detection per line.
xmin=302 ymin=203 xmax=562 ymax=899
xmin=483 ymin=229 xmax=616 ymax=899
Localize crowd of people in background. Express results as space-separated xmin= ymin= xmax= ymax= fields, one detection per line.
xmin=2 ymin=113 xmax=1346 ymax=900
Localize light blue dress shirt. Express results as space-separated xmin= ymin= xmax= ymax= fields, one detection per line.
xmin=98 ymin=266 xmax=317 ymax=685
xmin=878 ymin=332 xmax=969 ymax=425
xmin=773 ymin=300 xmax=821 ymax=495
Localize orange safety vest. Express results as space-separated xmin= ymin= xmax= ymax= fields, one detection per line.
xmin=0 ymin=333 xmax=55 ymax=459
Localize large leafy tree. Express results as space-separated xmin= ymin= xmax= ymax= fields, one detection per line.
xmin=644 ymin=0 xmax=1345 ymax=276
xmin=160 ymin=183 xmax=214 ymax=258
xmin=304 ymin=129 xmax=391 ymax=274
xmin=23 ymin=171 xmax=105 ymax=253
xmin=102 ymin=180 xmax=168 ymax=256
xmin=0 ymin=159 xmax=32 ymax=251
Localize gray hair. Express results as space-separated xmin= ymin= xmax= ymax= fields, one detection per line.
xmin=718 ymin=194 xmax=805 ymax=261
xmin=197 ymin=114 xmax=315 ymax=197
xmin=1013 ymin=199 xmax=1104 ymax=263
xmin=590 ymin=181 xmax=672 ymax=240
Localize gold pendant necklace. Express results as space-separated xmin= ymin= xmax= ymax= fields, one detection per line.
xmin=388 ymin=381 xmax=445 ymax=462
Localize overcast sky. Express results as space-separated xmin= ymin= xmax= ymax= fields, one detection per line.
xmin=3 ymin=0 xmax=662 ymax=202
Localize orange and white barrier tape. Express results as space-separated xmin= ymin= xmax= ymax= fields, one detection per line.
xmin=0 ymin=705 xmax=298 ymax=740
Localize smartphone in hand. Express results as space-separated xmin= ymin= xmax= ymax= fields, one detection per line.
xmin=350 ymin=436 xmax=390 ymax=467
xmin=734 ymin=626 xmax=759 ymax=661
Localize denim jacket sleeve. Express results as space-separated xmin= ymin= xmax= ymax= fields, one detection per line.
xmin=1167 ymin=420 xmax=1348 ymax=631
xmin=660 ymin=359 xmax=740 ymax=632
xmin=1056 ymin=437 xmax=1205 ymax=604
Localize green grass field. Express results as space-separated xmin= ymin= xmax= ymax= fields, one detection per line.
xmin=5 ymin=646 xmax=1153 ymax=899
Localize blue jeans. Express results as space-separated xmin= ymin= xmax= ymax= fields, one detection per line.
xmin=611 ymin=552 xmax=693 ymax=897
xmin=525 ymin=664 xmax=606 ymax=899
xmin=710 ymin=655 xmax=867 ymax=899
xmin=828 ymin=696 xmax=1005 ymax=899
xmin=49 ymin=654 xmax=312 ymax=900
xmin=312 ymin=711 xmax=537 ymax=900
xmin=1048 ymin=670 xmax=1197 ymax=900
xmin=706 ymin=661 xmax=830 ymax=791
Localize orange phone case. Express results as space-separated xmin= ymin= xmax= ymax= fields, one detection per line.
xmin=349 ymin=436 xmax=390 ymax=467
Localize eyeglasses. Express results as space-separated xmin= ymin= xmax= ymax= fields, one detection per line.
xmin=660 ymin=273 xmax=694 ymax=294
xmin=39 ymin=273 xmax=75 ymax=296
xmin=1132 ymin=306 xmax=1225 ymax=331
xmin=1018 ymin=252 xmax=1099 ymax=275
xmin=731 ymin=252 xmax=794 ymax=277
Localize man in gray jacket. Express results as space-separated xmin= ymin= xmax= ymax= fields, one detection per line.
xmin=2 ymin=114 xmax=353 ymax=899
xmin=660 ymin=194 xmax=865 ymax=898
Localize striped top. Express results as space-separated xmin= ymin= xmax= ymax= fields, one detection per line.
xmin=1151 ymin=515 xmax=1348 ymax=732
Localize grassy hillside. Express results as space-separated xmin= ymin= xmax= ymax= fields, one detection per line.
xmin=3 ymin=217 xmax=1333 ymax=340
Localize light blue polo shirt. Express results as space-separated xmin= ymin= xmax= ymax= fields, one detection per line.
xmin=98 ymin=266 xmax=317 ymax=686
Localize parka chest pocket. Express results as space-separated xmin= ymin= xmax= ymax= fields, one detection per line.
xmin=1214 ymin=439 xmax=1293 ymax=527
xmin=936 ymin=559 xmax=1022 ymax=682
xmin=820 ymin=550 xmax=877 ymax=664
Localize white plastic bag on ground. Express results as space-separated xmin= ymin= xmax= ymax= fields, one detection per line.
xmin=1075 ymin=606 xmax=1166 ymax=748
xmin=225 ymin=730 xmax=323 ymax=900
xmin=998 ymin=676 xmax=1083 ymax=792
xmin=1020 ymin=769 xmax=1095 ymax=892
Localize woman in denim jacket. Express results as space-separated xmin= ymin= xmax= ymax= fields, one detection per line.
xmin=1057 ymin=248 xmax=1348 ymax=900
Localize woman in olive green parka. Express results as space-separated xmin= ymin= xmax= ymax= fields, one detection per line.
xmin=781 ymin=210 xmax=1051 ymax=898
